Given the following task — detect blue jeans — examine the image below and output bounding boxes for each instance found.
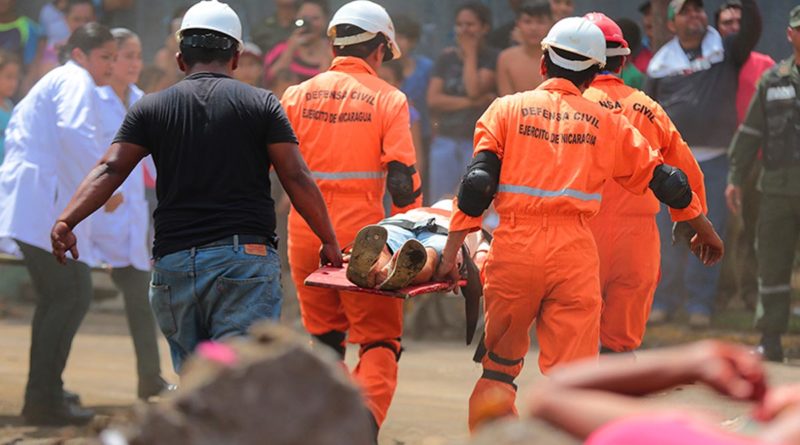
[653,155,729,316]
[380,222,447,255]
[428,136,474,202]
[149,242,281,372]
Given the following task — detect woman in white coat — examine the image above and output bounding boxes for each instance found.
[0,23,115,426]
[92,27,172,401]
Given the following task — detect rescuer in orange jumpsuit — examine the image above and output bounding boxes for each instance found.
[280,0,422,433]
[434,17,724,432]
[582,12,710,354]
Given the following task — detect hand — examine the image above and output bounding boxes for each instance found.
[672,221,696,246]
[434,256,461,294]
[685,214,724,266]
[725,184,742,215]
[456,32,480,56]
[319,242,343,268]
[51,221,79,265]
[287,27,312,50]
[104,192,124,213]
[753,384,800,421]
[690,340,767,402]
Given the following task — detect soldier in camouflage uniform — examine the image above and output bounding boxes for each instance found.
[726,5,800,362]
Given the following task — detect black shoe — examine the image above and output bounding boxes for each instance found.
[63,389,80,406]
[758,333,784,363]
[22,400,94,426]
[138,376,177,400]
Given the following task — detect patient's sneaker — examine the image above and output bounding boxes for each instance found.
[379,239,427,290]
[346,225,388,288]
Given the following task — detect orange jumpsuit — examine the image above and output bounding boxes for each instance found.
[583,74,707,352]
[449,78,703,431]
[281,56,422,428]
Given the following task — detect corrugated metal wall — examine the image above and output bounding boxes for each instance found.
[19,0,795,65]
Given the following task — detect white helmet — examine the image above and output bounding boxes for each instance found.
[178,0,243,52]
[541,17,606,71]
[327,0,401,61]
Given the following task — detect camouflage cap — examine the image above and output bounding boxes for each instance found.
[791,5,800,28]
[668,0,704,20]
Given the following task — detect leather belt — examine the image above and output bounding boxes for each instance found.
[197,234,277,249]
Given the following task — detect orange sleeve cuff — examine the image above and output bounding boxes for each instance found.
[450,199,483,233]
[668,191,703,222]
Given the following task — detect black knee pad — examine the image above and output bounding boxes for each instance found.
[314,330,346,359]
[361,339,403,361]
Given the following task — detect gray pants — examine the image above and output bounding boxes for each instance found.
[111,267,161,382]
[17,241,92,407]
[755,194,800,335]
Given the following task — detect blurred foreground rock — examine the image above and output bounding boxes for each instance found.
[455,419,580,445]
[106,323,374,445]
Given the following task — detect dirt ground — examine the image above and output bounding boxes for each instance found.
[1,302,800,445]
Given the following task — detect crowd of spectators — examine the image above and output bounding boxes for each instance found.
[0,0,798,345]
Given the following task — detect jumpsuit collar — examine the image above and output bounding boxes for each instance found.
[591,73,624,86]
[329,56,378,76]
[537,77,583,96]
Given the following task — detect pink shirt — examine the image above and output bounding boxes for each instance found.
[736,52,775,124]
[587,413,764,445]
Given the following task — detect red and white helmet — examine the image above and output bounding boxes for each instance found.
[584,12,630,57]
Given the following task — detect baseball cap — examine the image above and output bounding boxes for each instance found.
[668,0,704,20]
[791,5,800,28]
[241,42,263,58]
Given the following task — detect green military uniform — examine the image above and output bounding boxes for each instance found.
[728,55,800,345]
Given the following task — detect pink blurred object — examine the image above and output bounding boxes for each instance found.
[197,341,239,366]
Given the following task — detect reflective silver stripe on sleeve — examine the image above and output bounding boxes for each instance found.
[497,184,602,202]
[759,284,793,295]
[738,125,763,137]
[311,171,386,180]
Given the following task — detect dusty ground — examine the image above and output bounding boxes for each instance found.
[1,301,800,445]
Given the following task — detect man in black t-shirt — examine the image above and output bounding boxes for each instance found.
[50,0,341,372]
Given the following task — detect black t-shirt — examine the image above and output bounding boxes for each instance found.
[114,72,297,258]
[432,46,499,139]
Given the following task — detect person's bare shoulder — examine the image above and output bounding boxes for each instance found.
[498,46,524,65]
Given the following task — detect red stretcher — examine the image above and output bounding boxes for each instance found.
[304,266,466,299]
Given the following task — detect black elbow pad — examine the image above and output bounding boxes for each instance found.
[387,161,421,207]
[457,151,501,217]
[649,164,692,209]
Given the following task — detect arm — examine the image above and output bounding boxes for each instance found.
[460,36,482,99]
[52,142,148,263]
[427,77,475,112]
[382,95,423,214]
[650,0,672,52]
[727,81,765,214]
[526,340,767,439]
[658,106,708,220]
[496,51,514,97]
[269,142,341,266]
[730,0,762,67]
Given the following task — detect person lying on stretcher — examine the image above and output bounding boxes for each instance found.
[345,199,490,291]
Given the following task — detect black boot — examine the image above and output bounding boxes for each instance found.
[22,399,94,426]
[63,389,80,405]
[758,333,784,363]
[138,376,177,400]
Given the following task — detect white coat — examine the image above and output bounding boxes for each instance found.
[90,84,150,271]
[0,61,104,264]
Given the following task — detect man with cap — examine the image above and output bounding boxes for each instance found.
[582,12,713,354]
[645,0,761,328]
[279,0,422,434]
[726,5,800,363]
[434,16,723,431]
[51,0,341,372]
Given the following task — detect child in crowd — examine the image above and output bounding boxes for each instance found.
[496,0,553,96]
[0,50,21,163]
[233,42,264,87]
